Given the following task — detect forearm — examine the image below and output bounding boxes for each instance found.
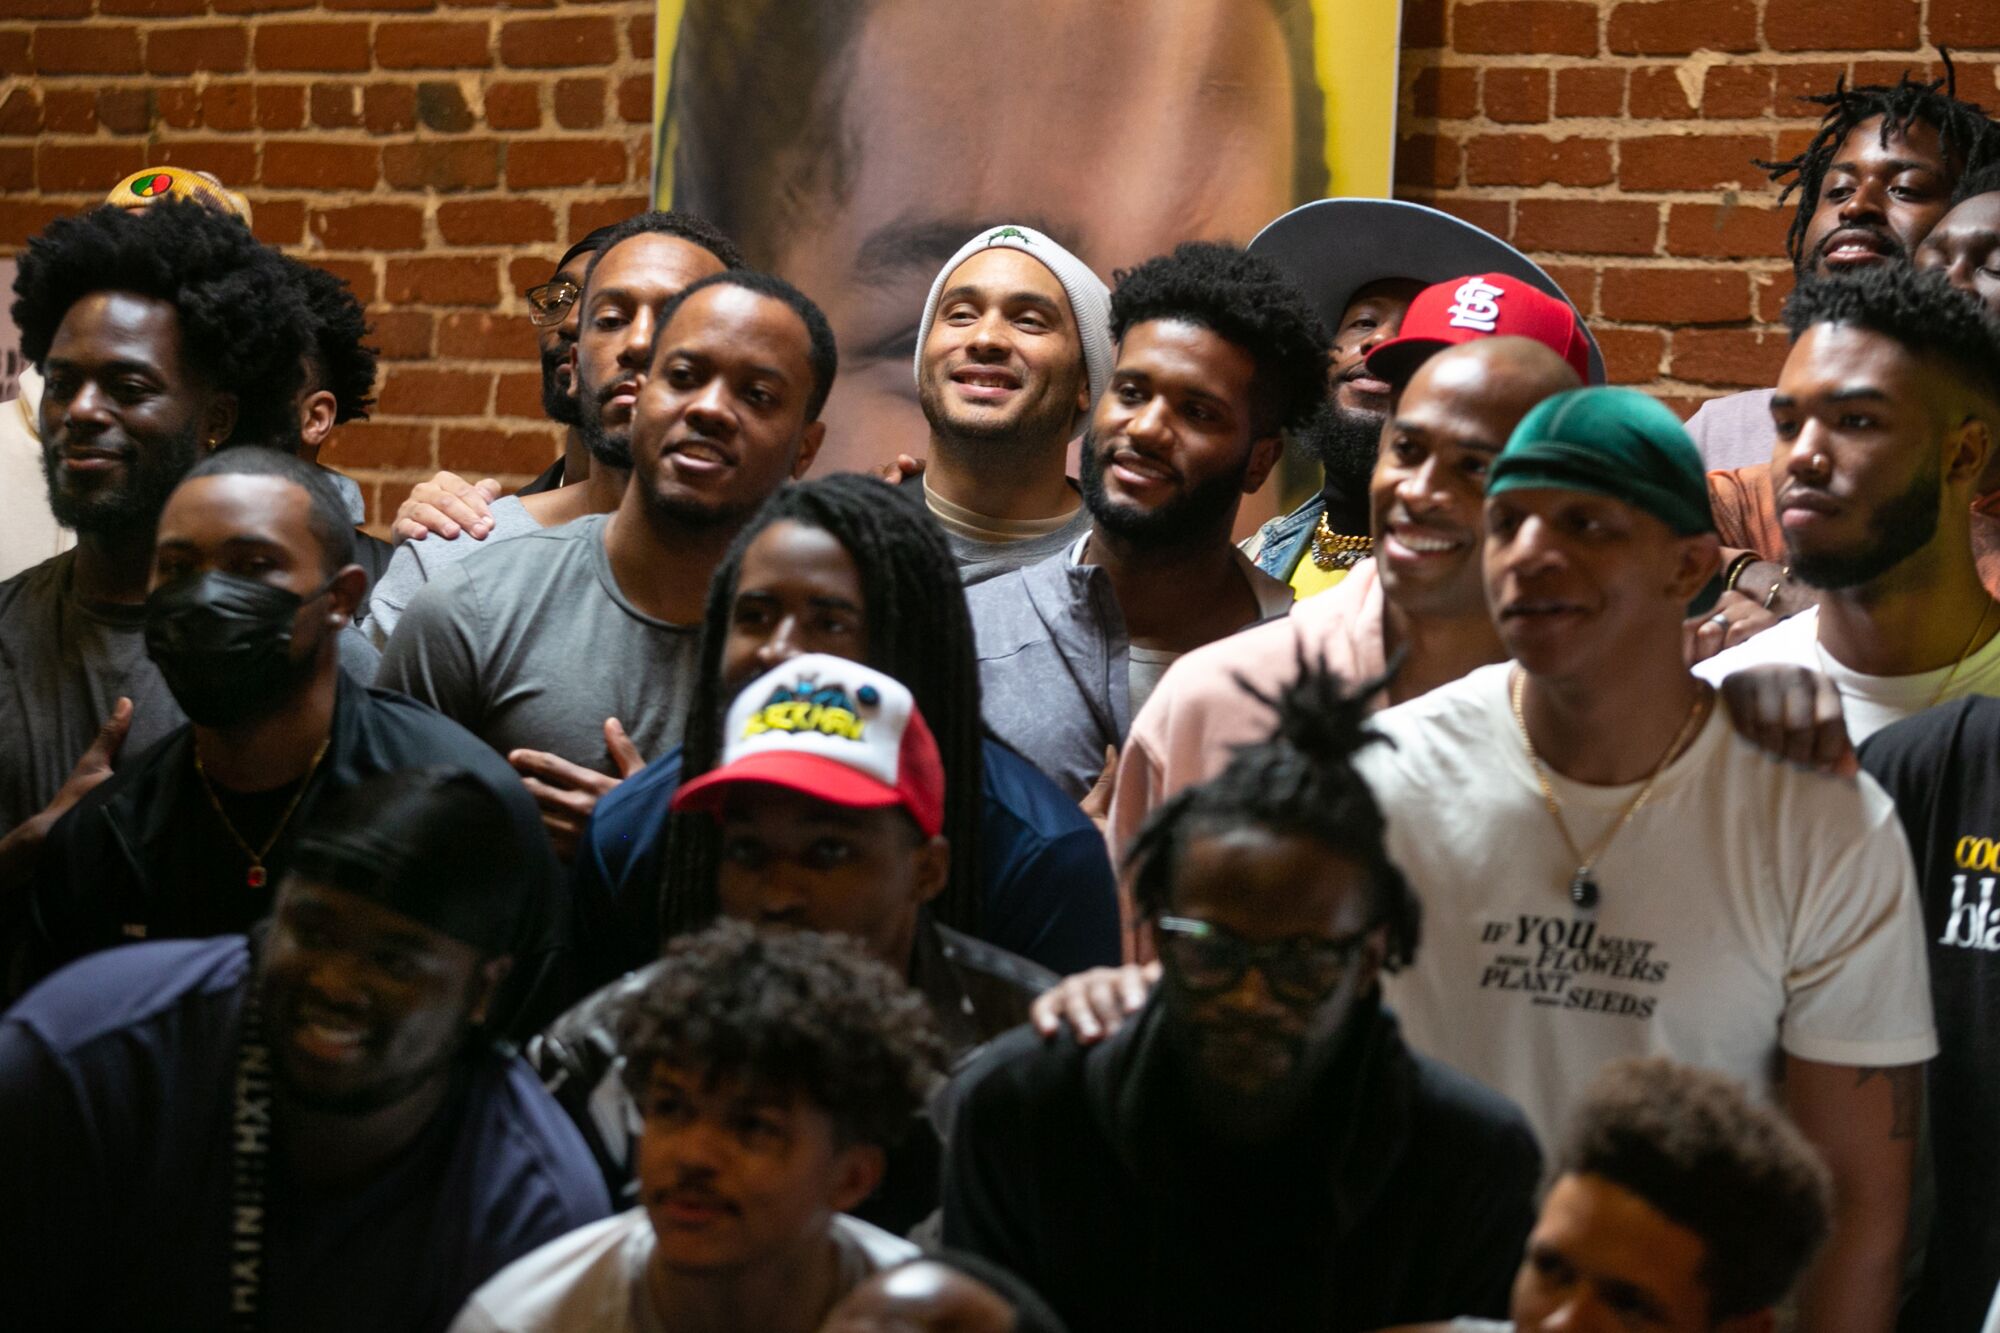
[1785,1058,1918,1333]
[1794,1197,1905,1333]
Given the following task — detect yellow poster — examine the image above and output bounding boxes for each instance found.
[652,0,1401,476]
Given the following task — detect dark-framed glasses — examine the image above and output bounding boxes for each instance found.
[526,279,581,327]
[1155,915,1375,1003]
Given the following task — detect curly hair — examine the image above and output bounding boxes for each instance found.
[579,208,746,304]
[616,921,947,1148]
[1783,262,2000,407]
[656,269,838,421]
[290,259,377,424]
[1952,158,2000,205]
[1126,652,1419,971]
[1758,54,2000,270]
[12,201,311,445]
[661,475,985,945]
[1558,1058,1832,1319]
[1109,241,1330,437]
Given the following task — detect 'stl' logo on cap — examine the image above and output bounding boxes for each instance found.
[1447,277,1505,333]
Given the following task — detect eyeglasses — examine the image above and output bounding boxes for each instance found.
[525,279,581,327]
[1155,915,1375,1004]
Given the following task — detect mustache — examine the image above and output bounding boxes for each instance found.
[1814,223,1906,264]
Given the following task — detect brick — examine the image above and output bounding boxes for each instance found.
[144,24,247,74]
[498,15,617,68]
[439,426,559,476]
[1600,267,1752,323]
[13,0,90,14]
[554,76,604,129]
[506,137,626,188]
[364,84,417,134]
[1702,65,1773,120]
[1934,0,2000,46]
[1402,0,1445,47]
[310,83,362,130]
[484,81,540,129]
[151,138,257,184]
[1773,64,1846,117]
[312,257,379,304]
[43,90,96,134]
[1607,0,1757,54]
[213,0,311,11]
[0,200,69,247]
[1420,195,1513,241]
[0,90,41,135]
[382,139,500,190]
[1754,269,1797,323]
[437,197,555,245]
[101,0,205,14]
[1539,264,1597,313]
[384,255,498,305]
[96,89,153,135]
[37,25,143,74]
[416,81,475,132]
[1593,328,1668,386]
[1407,66,1474,121]
[1657,395,1709,422]
[378,367,490,416]
[263,141,380,190]
[1515,199,1659,255]
[1555,67,1622,118]
[0,148,37,193]
[36,143,145,193]
[627,11,654,57]
[1620,134,1772,192]
[257,85,307,132]
[251,199,307,247]
[438,312,535,360]
[311,202,426,251]
[0,32,29,76]
[1850,60,1946,91]
[199,85,256,132]
[1627,68,1693,120]
[495,369,542,418]
[375,20,490,69]
[1465,134,1611,187]
[1482,68,1549,124]
[368,310,435,360]
[255,21,371,72]
[566,194,647,237]
[1454,3,1597,57]
[157,87,202,129]
[617,74,652,124]
[1766,0,1918,51]
[325,0,436,10]
[1669,328,1790,387]
[1394,134,1460,190]
[1664,202,1789,259]
[328,421,434,470]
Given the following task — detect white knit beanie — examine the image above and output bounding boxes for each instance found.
[912,224,1115,410]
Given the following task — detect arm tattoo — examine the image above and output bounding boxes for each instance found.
[1855,1065,1922,1141]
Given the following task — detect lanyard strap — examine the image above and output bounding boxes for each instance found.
[230,984,274,1332]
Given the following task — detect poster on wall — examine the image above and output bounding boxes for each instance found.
[650,0,1402,478]
[0,260,19,404]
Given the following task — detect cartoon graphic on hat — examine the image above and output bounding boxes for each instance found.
[671,655,946,837]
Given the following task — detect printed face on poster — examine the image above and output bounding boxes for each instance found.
[650,0,1401,476]
[0,260,19,404]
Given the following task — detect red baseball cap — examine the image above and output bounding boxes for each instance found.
[1365,273,1595,384]
[671,655,946,837]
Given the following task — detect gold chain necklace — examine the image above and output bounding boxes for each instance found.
[192,737,331,889]
[1508,668,1711,910]
[1309,511,1372,571]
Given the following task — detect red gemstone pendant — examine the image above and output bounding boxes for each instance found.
[246,865,267,889]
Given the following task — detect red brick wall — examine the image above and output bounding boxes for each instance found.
[3,0,1998,523]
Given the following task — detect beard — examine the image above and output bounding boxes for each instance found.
[1787,461,1941,590]
[575,380,633,470]
[1078,425,1247,551]
[917,358,1083,461]
[1294,400,1383,493]
[43,420,204,538]
[540,342,580,426]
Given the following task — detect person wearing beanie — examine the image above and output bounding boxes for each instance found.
[1694,264,2000,742]
[0,766,610,1333]
[903,223,1113,586]
[1325,382,1930,1333]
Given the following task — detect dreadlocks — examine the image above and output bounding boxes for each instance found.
[660,474,986,940]
[1759,54,2000,269]
[1127,652,1420,971]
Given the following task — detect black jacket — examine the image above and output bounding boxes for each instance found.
[18,672,565,1028]
[941,995,1541,1332]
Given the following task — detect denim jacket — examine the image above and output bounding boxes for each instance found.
[1242,493,1327,580]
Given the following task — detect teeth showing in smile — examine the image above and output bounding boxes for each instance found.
[1395,531,1458,553]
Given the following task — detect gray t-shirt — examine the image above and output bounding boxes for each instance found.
[1685,387,1776,473]
[0,549,381,833]
[375,514,700,775]
[946,506,1094,588]
[365,495,545,646]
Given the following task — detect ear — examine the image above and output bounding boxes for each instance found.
[1356,922,1391,993]
[790,419,826,479]
[826,1140,887,1215]
[911,834,949,908]
[1666,532,1722,604]
[1945,413,1992,491]
[202,392,239,450]
[298,389,339,458]
[466,955,515,1028]
[1242,430,1285,496]
[323,562,370,630]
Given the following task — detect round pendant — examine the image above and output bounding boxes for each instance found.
[246,864,267,889]
[1569,870,1599,910]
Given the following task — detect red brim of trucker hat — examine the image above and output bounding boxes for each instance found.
[672,751,908,822]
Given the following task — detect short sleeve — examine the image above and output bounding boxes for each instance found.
[362,540,428,648]
[375,563,488,731]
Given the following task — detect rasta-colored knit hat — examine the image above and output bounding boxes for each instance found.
[1488,387,1715,536]
[912,223,1114,410]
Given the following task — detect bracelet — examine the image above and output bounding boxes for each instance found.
[1722,551,1758,593]
[1761,566,1789,611]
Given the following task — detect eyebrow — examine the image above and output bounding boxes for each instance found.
[852,213,1080,288]
[1772,386,1892,409]
[736,588,863,612]
[43,355,164,377]
[1827,157,1940,176]
[936,284,1065,318]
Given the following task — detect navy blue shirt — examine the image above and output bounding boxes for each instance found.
[575,738,1120,985]
[0,937,610,1333]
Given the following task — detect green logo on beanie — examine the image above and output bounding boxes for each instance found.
[986,227,1030,245]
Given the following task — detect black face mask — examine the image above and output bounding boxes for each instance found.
[145,571,329,728]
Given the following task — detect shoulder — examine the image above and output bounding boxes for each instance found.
[1407,1046,1540,1160]
[464,1051,615,1218]
[1687,387,1775,429]
[953,1024,1085,1124]
[595,747,685,823]
[1861,694,1991,777]
[348,684,521,780]
[978,739,1097,842]
[453,1209,644,1332]
[935,922,1060,1002]
[1692,608,1817,682]
[7,937,247,1057]
[832,1213,922,1272]
[1372,662,1506,741]
[0,550,70,623]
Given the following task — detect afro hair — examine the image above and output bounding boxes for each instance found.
[1784,262,2000,407]
[12,201,312,446]
[290,259,377,424]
